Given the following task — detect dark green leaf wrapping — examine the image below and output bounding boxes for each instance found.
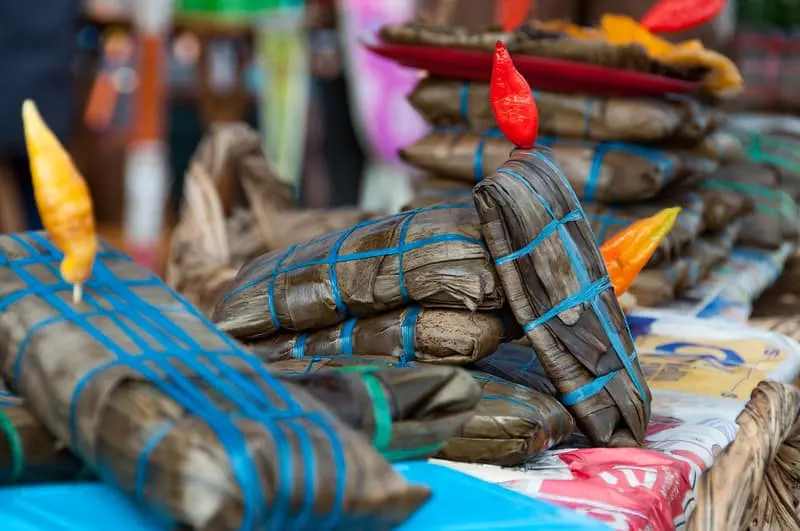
[268,355,574,466]
[213,203,504,340]
[473,148,651,446]
[0,234,428,530]
[249,306,515,366]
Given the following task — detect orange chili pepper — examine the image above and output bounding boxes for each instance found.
[601,207,681,296]
[23,100,97,304]
[490,41,538,149]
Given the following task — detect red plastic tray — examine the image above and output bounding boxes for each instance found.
[363,33,701,97]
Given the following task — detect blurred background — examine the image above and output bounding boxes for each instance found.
[0,0,792,271]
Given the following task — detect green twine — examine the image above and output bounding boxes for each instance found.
[333,365,445,461]
[0,409,24,483]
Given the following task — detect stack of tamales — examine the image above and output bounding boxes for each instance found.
[383,22,798,310]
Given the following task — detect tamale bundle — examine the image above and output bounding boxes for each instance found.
[213,203,504,339]
[166,123,374,314]
[693,130,747,162]
[402,178,473,211]
[703,162,799,249]
[628,260,690,307]
[400,129,716,202]
[268,356,574,467]
[378,21,506,52]
[440,372,575,466]
[278,360,482,462]
[473,148,650,446]
[471,342,557,395]
[628,222,741,306]
[0,381,82,483]
[582,192,705,266]
[507,26,706,81]
[689,381,800,531]
[249,306,516,366]
[408,79,712,144]
[696,186,754,232]
[0,233,428,529]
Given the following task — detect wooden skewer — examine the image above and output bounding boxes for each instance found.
[73,283,83,305]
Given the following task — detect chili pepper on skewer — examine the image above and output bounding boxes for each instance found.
[23,100,98,304]
[490,41,538,149]
[641,0,726,34]
[600,207,681,296]
[496,0,532,32]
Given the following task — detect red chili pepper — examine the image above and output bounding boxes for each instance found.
[496,0,532,32]
[490,41,538,149]
[641,0,725,33]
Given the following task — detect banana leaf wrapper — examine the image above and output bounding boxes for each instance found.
[507,26,707,81]
[695,186,754,232]
[0,381,83,484]
[249,306,516,366]
[471,342,557,396]
[166,123,375,315]
[0,233,428,530]
[408,78,712,144]
[213,202,504,340]
[628,260,690,307]
[703,163,799,249]
[268,356,574,466]
[280,363,482,462]
[399,129,716,202]
[402,178,473,211]
[582,191,705,266]
[693,130,747,162]
[473,147,650,446]
[689,381,800,531]
[629,222,741,306]
[378,21,507,52]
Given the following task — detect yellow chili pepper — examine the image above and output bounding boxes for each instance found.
[601,207,681,296]
[23,100,97,304]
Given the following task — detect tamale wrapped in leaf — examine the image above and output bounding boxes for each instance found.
[0,233,429,529]
[695,186,754,231]
[213,203,504,340]
[269,355,574,466]
[507,26,706,81]
[702,163,799,249]
[582,192,705,266]
[166,123,374,314]
[439,372,575,466]
[471,342,556,395]
[378,21,506,52]
[628,260,690,307]
[693,130,747,162]
[689,381,800,530]
[473,148,651,446]
[399,129,715,202]
[0,382,83,484]
[402,178,473,211]
[249,306,516,366]
[280,362,482,462]
[408,79,712,143]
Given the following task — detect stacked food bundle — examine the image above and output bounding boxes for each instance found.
[380,14,800,311]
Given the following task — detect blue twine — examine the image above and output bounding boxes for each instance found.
[493,155,647,409]
[535,138,675,203]
[400,306,422,364]
[292,334,309,359]
[223,204,481,332]
[474,128,505,182]
[1,232,347,530]
[584,208,630,244]
[339,318,358,355]
[459,82,470,122]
